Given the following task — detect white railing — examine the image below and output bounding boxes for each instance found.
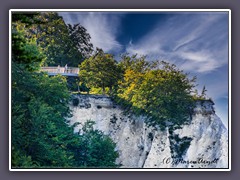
[41,67,79,75]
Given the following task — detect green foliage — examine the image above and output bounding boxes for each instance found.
[12,12,93,67]
[12,12,42,25]
[79,49,122,94]
[34,12,82,66]
[117,54,157,101]
[12,148,39,168]
[11,13,118,168]
[117,55,196,130]
[67,24,93,61]
[66,76,80,91]
[169,133,192,160]
[90,87,111,95]
[78,82,90,94]
[12,64,76,167]
[12,24,45,71]
[201,86,207,98]
[12,64,119,168]
[119,53,157,73]
[75,121,119,168]
[192,85,210,101]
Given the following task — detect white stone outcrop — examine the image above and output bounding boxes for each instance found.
[68,95,228,168]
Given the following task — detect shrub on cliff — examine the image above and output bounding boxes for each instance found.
[73,121,119,168]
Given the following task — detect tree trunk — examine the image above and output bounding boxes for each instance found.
[109,86,112,95]
[102,84,105,95]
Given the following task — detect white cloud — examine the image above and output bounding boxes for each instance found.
[177,50,226,73]
[126,13,229,74]
[58,12,123,52]
[172,14,222,51]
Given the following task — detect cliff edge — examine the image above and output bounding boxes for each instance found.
[68,94,228,168]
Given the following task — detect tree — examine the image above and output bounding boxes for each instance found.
[67,23,93,61]
[12,62,77,167]
[34,12,79,66]
[16,12,93,67]
[79,49,122,94]
[117,54,157,102]
[12,14,46,71]
[74,121,119,168]
[200,85,207,99]
[137,64,195,129]
[117,56,196,130]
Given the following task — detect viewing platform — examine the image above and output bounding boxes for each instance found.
[40,67,79,77]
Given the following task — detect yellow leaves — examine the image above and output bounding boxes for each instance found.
[122,69,144,88]
[124,69,134,80]
[117,58,197,128]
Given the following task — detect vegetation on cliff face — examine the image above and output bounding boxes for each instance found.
[74,121,119,168]
[80,53,198,129]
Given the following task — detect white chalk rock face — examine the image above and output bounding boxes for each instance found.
[68,95,228,168]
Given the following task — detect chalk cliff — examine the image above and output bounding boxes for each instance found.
[68,94,228,168]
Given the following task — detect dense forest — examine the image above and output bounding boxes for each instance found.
[12,12,118,168]
[11,12,208,168]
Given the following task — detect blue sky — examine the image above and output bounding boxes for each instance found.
[59,11,229,128]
